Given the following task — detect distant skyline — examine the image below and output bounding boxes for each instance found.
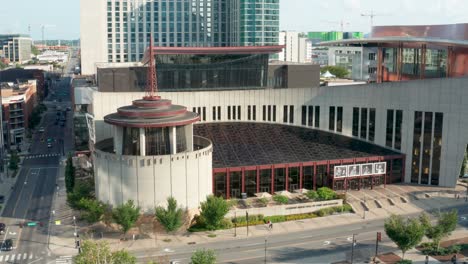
[0,0,467,40]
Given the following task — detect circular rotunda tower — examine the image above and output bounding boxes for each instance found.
[93,96,213,211]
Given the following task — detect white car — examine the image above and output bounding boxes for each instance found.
[463,174,468,178]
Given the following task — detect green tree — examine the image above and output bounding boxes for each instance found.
[420,210,458,250]
[8,151,20,172]
[155,197,184,232]
[65,155,75,193]
[79,198,105,224]
[0,60,7,69]
[200,195,229,230]
[191,249,217,264]
[74,240,136,264]
[67,179,94,209]
[112,200,140,235]
[31,45,40,56]
[317,187,336,200]
[384,215,426,259]
[320,66,349,78]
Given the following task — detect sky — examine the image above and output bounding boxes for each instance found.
[0,0,467,40]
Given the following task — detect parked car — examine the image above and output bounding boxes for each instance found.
[0,223,5,234]
[47,143,52,148]
[1,239,13,251]
[463,174,468,178]
[38,127,45,133]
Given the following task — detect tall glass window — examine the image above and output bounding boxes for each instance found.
[337,107,343,133]
[411,111,423,183]
[230,171,242,198]
[289,105,294,124]
[260,169,271,193]
[315,106,320,128]
[329,106,335,131]
[395,110,403,150]
[360,108,367,139]
[421,112,433,185]
[386,110,394,148]
[369,108,375,141]
[274,168,286,192]
[352,107,359,137]
[176,126,187,153]
[431,113,443,186]
[301,106,307,126]
[288,167,299,192]
[283,105,288,123]
[308,106,313,127]
[303,166,313,190]
[145,127,171,155]
[245,170,257,197]
[123,127,140,155]
[214,172,226,198]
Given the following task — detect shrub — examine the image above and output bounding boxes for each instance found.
[420,243,461,256]
[396,260,412,264]
[257,198,269,206]
[273,195,289,204]
[316,207,335,217]
[191,249,216,264]
[336,193,347,203]
[155,197,184,232]
[264,215,286,223]
[199,196,229,230]
[305,190,318,200]
[317,187,337,200]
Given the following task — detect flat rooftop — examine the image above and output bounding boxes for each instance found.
[194,123,399,169]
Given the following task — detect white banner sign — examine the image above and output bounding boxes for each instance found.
[333,162,387,178]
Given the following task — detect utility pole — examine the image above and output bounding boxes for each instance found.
[246,211,249,236]
[351,234,357,264]
[234,210,237,237]
[375,232,381,262]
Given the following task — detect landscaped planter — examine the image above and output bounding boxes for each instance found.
[226,199,343,217]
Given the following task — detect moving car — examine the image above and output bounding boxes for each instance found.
[38,127,45,133]
[1,239,13,251]
[47,143,52,148]
[463,174,468,178]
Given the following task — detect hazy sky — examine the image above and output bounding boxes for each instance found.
[0,0,467,40]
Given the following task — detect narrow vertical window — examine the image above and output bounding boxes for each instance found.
[369,108,375,141]
[337,107,343,133]
[289,105,294,124]
[395,110,403,150]
[360,108,368,139]
[329,106,335,131]
[301,105,307,126]
[315,106,320,128]
[308,106,313,126]
[283,105,288,123]
[352,107,359,137]
[411,111,423,183]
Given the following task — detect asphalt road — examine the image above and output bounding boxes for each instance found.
[137,204,468,264]
[0,73,74,264]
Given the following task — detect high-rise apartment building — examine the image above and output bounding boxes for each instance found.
[80,0,280,75]
[278,31,308,63]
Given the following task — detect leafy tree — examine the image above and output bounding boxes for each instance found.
[8,151,20,171]
[65,155,75,193]
[384,215,426,259]
[317,187,336,200]
[305,190,319,200]
[112,200,140,235]
[31,45,40,56]
[320,66,349,78]
[67,180,94,209]
[191,249,217,264]
[79,198,105,224]
[0,60,7,69]
[273,195,289,204]
[200,195,229,230]
[155,197,184,232]
[74,240,136,264]
[420,210,458,250]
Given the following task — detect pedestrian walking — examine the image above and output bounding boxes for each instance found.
[269,220,273,229]
[451,254,457,264]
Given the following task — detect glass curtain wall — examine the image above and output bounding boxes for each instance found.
[122,127,140,155]
[145,127,171,155]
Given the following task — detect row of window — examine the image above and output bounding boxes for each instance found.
[301,105,320,128]
[352,107,376,142]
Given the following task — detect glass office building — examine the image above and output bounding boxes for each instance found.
[105,0,280,63]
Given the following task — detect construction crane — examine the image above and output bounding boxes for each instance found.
[322,20,350,34]
[41,24,56,47]
[361,10,390,29]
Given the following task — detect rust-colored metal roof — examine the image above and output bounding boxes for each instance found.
[318,37,468,48]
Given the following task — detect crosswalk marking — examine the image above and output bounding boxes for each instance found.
[0,253,36,263]
[56,255,73,264]
[25,153,61,159]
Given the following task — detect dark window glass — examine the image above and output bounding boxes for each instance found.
[227,106,231,120]
[288,167,299,192]
[431,113,443,186]
[202,107,206,121]
[238,106,241,120]
[421,112,433,185]
[352,107,359,137]
[411,111,423,183]
[315,106,320,128]
[274,168,286,192]
[272,106,276,121]
[329,106,335,131]
[253,105,257,121]
[390,159,403,183]
[337,107,343,133]
[217,106,221,120]
[283,105,288,123]
[301,105,307,126]
[247,105,251,120]
[229,171,241,198]
[395,110,403,150]
[212,106,216,121]
[308,106,313,127]
[268,105,272,121]
[289,105,294,124]
[145,127,170,155]
[303,166,313,190]
[369,108,375,141]
[232,106,236,120]
[123,127,140,155]
[245,170,257,197]
[214,172,226,198]
[360,108,368,139]
[386,110,394,147]
[176,126,187,152]
[263,105,266,121]
[315,165,327,188]
[260,169,271,193]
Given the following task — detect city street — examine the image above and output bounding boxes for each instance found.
[0,70,74,263]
